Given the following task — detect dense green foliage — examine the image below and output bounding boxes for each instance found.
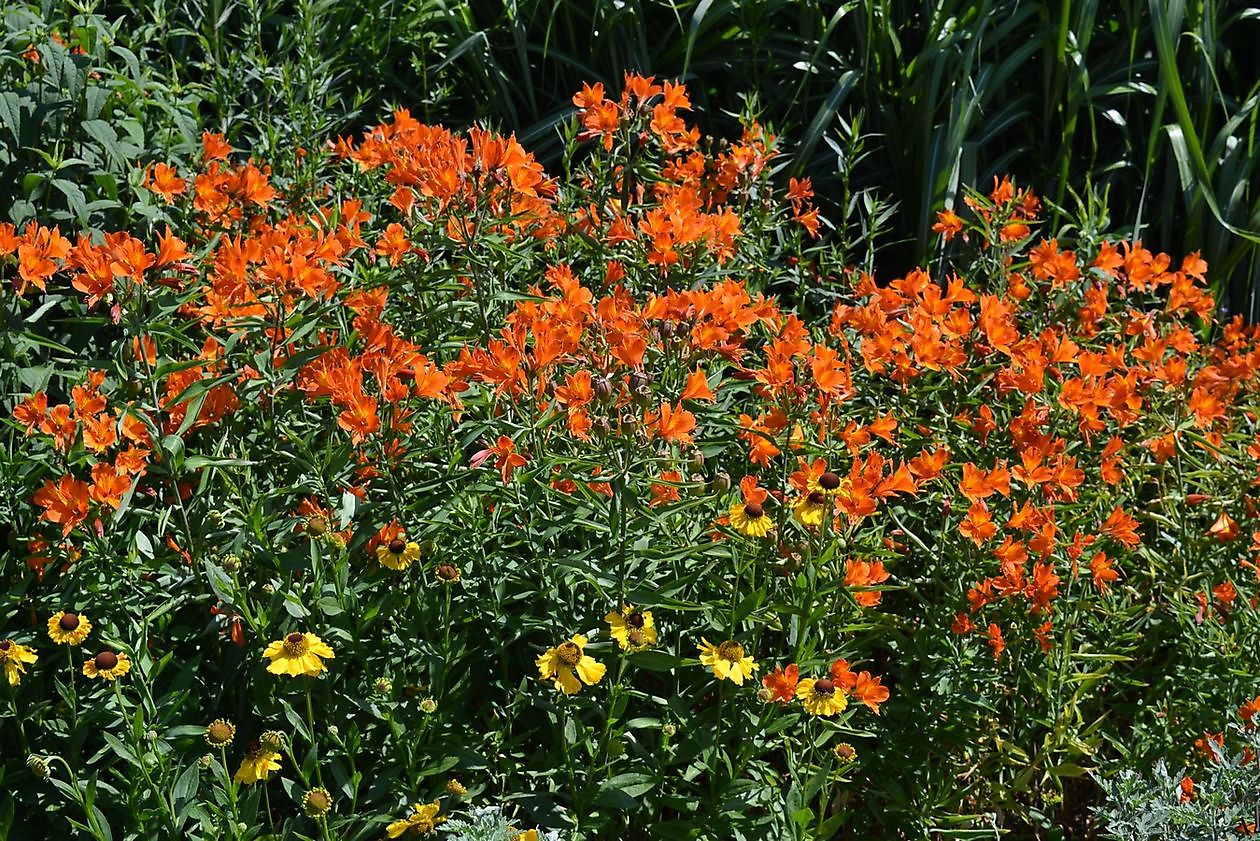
[2,2,1260,840]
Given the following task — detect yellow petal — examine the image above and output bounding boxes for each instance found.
[556,667,582,695]
[576,656,605,686]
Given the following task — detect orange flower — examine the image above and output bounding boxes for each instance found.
[1100,507,1141,548]
[649,471,682,507]
[34,475,91,536]
[1089,552,1119,593]
[646,401,696,445]
[470,435,528,483]
[960,500,997,545]
[951,612,976,634]
[986,623,1005,660]
[1208,511,1239,542]
[144,163,187,202]
[680,368,715,402]
[844,560,890,607]
[852,670,890,714]
[932,209,964,241]
[761,664,799,703]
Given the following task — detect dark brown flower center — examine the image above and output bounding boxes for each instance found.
[807,491,826,506]
[556,642,582,666]
[245,739,264,756]
[626,612,645,629]
[716,641,745,662]
[0,640,10,652]
[818,472,841,490]
[743,502,764,519]
[94,651,118,671]
[59,612,80,631]
[286,632,304,644]
[388,538,406,554]
[814,678,836,696]
[436,563,460,581]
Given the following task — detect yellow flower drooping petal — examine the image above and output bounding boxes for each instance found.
[604,604,657,652]
[376,538,422,571]
[234,740,282,784]
[728,502,773,538]
[386,801,445,837]
[698,637,758,685]
[263,632,335,677]
[0,640,38,685]
[796,677,849,716]
[536,634,605,694]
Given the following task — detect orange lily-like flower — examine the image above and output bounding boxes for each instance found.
[471,435,528,483]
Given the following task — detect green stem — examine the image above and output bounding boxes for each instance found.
[220,746,241,840]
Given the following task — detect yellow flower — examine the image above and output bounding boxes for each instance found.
[697,638,758,685]
[386,801,446,837]
[512,831,540,841]
[83,650,131,681]
[796,677,848,717]
[263,632,335,677]
[536,634,605,695]
[605,604,657,652]
[47,611,91,645]
[790,491,829,528]
[807,470,845,496]
[234,740,282,784]
[377,538,422,571]
[728,501,773,538]
[0,640,38,685]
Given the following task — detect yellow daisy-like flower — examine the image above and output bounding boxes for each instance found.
[262,632,335,677]
[796,677,849,717]
[512,831,540,841]
[386,801,446,837]
[697,638,758,685]
[83,650,131,681]
[728,501,773,538]
[536,634,606,695]
[376,537,422,571]
[0,640,38,685]
[807,470,846,496]
[605,604,657,652]
[234,740,282,784]
[790,491,830,528]
[47,611,91,645]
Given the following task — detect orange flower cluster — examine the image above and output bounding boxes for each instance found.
[15,372,151,540]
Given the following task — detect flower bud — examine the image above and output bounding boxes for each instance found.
[26,755,50,779]
[420,697,437,714]
[302,787,333,817]
[261,730,286,751]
